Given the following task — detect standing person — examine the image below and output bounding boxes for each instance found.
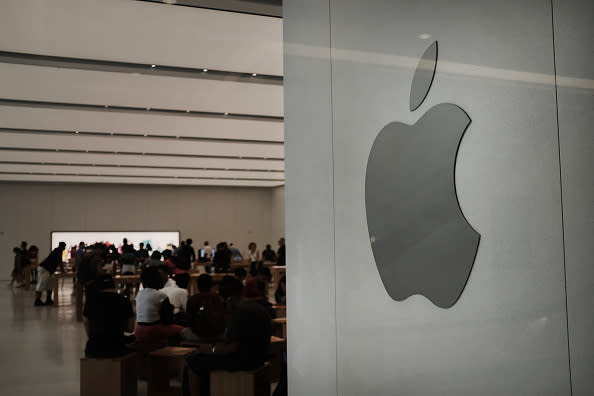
[34,242,66,306]
[262,244,276,263]
[11,247,24,287]
[200,241,212,262]
[178,238,196,269]
[229,243,243,263]
[276,238,286,267]
[27,245,39,286]
[247,242,261,276]
[136,242,149,264]
[121,238,134,255]
[212,242,231,273]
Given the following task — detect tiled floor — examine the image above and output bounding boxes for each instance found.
[1,280,85,396]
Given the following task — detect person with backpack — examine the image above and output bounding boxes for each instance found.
[182,274,226,341]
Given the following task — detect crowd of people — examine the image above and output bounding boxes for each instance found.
[9,235,288,395]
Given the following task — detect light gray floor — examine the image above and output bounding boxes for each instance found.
[2,279,280,396]
[1,280,85,396]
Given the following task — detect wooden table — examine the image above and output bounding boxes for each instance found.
[52,271,75,302]
[272,318,287,339]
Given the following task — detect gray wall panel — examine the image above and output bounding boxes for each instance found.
[284,1,337,395]
[553,0,594,394]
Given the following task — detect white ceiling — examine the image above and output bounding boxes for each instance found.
[0,0,284,187]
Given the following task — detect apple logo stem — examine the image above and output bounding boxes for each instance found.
[365,41,480,309]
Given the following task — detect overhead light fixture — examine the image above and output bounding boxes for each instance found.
[186,110,190,113]
[419,33,432,40]
[75,130,79,134]
[224,112,229,116]
[203,69,208,72]
[252,73,257,77]
[104,105,109,108]
[151,64,156,68]
[146,107,151,111]
[144,133,148,136]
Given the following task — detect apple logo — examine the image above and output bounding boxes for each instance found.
[365,41,480,308]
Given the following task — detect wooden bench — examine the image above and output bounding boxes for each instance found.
[147,346,195,396]
[80,352,137,396]
[209,364,270,396]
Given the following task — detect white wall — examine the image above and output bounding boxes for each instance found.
[270,185,286,242]
[285,0,592,395]
[0,182,284,277]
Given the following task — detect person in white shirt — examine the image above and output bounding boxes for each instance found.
[156,265,188,324]
[134,266,183,344]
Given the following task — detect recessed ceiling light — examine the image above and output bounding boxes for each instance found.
[203,69,208,72]
[224,112,229,116]
[176,136,180,139]
[146,107,150,111]
[419,33,432,40]
[151,64,156,68]
[75,130,79,134]
[186,110,190,113]
[104,105,109,108]
[144,133,148,136]
[252,73,257,77]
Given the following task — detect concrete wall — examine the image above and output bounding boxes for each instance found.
[284,0,593,394]
[0,182,285,277]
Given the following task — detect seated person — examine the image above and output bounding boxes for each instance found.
[218,276,245,325]
[275,275,286,305]
[183,298,272,396]
[142,250,162,270]
[182,274,226,340]
[83,274,135,358]
[233,267,247,283]
[135,266,183,345]
[156,264,188,325]
[243,278,276,319]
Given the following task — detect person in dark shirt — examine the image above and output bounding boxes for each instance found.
[34,242,66,306]
[212,242,231,273]
[276,238,286,266]
[183,299,272,396]
[244,277,276,319]
[183,274,226,340]
[262,244,276,262]
[177,238,196,269]
[83,274,135,358]
[136,242,149,263]
[121,238,135,255]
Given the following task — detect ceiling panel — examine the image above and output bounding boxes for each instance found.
[0,0,283,75]
[0,131,284,159]
[0,105,283,142]
[0,150,284,171]
[0,63,284,117]
[0,173,284,187]
[0,163,283,180]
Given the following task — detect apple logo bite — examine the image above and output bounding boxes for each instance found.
[365,41,480,309]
